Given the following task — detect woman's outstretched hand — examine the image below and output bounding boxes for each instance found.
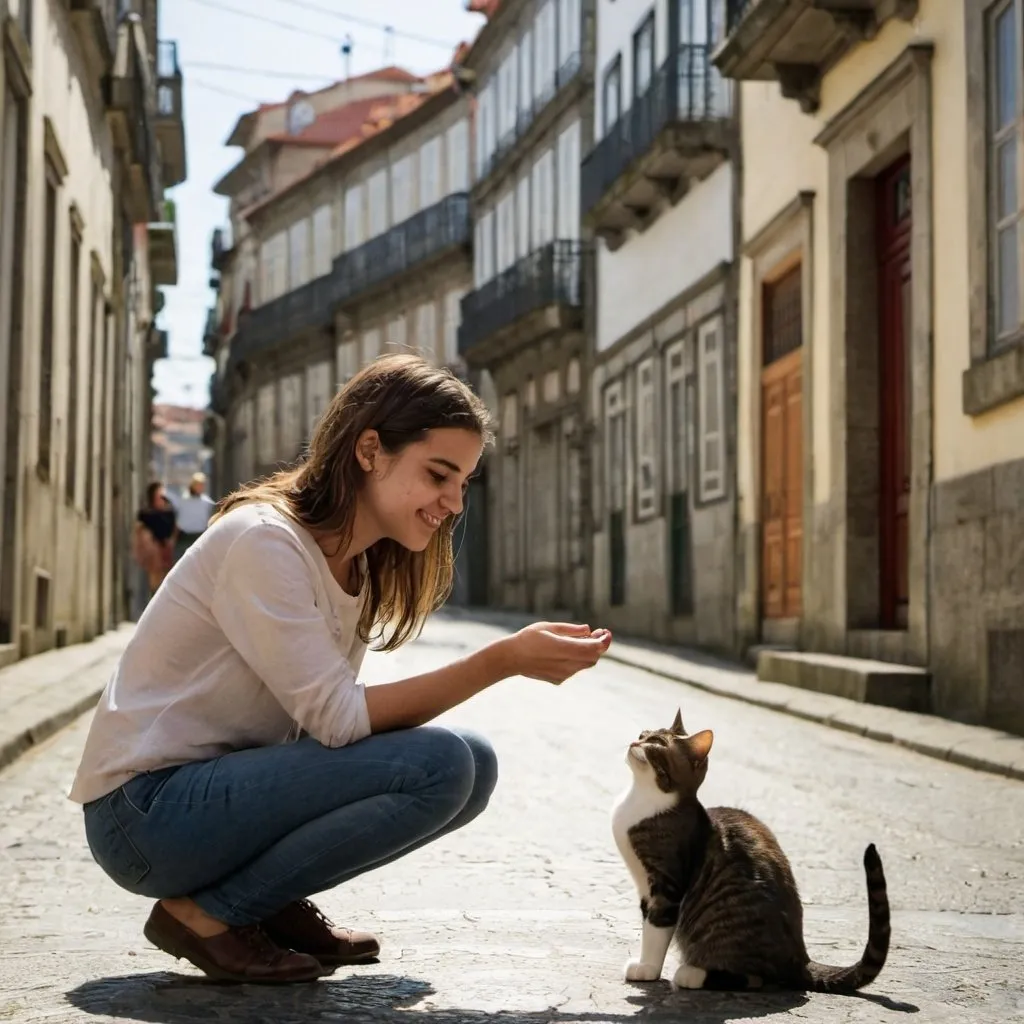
[502,621,613,684]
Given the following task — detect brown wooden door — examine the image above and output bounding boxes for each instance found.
[761,263,804,621]
[876,156,912,629]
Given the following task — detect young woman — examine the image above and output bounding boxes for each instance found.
[131,481,177,597]
[70,354,612,985]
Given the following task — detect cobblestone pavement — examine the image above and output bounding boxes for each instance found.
[1,614,1023,1023]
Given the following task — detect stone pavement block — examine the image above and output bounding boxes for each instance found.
[0,624,135,771]
[2,614,1024,1022]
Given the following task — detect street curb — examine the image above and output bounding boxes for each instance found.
[438,607,1024,784]
[0,682,108,772]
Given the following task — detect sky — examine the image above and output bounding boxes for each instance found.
[153,0,485,410]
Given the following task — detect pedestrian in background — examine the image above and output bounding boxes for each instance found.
[70,354,612,985]
[131,481,177,598]
[171,471,215,563]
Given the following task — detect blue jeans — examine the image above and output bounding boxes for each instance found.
[82,726,497,927]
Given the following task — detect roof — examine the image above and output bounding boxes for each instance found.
[264,94,403,147]
[224,65,423,148]
[467,0,500,15]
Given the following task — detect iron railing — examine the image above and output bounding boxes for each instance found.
[202,307,218,357]
[725,0,755,32]
[581,45,732,216]
[334,192,470,305]
[457,240,587,356]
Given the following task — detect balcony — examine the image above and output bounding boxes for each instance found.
[155,40,186,187]
[147,199,177,286]
[211,226,231,271]
[69,0,118,79]
[715,0,919,113]
[208,375,228,417]
[109,16,161,221]
[334,192,471,307]
[458,240,588,364]
[229,273,339,369]
[582,47,732,250]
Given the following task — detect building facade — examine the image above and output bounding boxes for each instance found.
[151,404,211,495]
[206,69,483,600]
[718,0,1024,730]
[458,0,595,616]
[585,0,737,651]
[0,0,186,665]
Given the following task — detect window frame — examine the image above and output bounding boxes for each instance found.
[602,55,622,136]
[696,314,727,504]
[632,9,656,102]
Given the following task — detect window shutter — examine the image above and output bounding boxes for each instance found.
[698,317,726,501]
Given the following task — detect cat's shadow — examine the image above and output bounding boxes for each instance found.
[63,970,912,1023]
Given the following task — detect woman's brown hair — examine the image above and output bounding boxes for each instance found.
[213,353,493,651]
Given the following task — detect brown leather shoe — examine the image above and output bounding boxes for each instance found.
[143,902,324,984]
[261,899,380,968]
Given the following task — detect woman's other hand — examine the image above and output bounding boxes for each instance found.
[500,622,612,684]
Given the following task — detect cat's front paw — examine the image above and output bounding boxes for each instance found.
[624,959,662,982]
[671,964,708,990]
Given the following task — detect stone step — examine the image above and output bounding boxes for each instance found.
[756,649,931,712]
[744,642,795,669]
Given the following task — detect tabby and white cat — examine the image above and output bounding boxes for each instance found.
[611,709,890,993]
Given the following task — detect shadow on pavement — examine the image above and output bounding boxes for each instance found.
[66,970,815,1023]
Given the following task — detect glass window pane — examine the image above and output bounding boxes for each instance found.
[995,4,1018,130]
[997,222,1019,335]
[998,137,1018,219]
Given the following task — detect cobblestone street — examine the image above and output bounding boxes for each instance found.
[1,613,1023,1023]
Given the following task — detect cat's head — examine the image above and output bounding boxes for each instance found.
[626,708,714,797]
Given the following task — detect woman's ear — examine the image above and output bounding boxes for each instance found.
[355,429,380,473]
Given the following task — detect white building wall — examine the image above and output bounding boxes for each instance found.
[596,161,733,350]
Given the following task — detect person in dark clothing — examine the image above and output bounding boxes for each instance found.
[133,481,178,597]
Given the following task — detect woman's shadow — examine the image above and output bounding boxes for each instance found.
[65,970,824,1024]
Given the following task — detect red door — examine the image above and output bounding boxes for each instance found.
[876,157,912,629]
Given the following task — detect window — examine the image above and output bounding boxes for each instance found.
[343,185,364,251]
[256,383,276,465]
[419,137,441,208]
[85,275,102,518]
[414,301,436,355]
[535,1,557,99]
[279,373,303,458]
[305,359,333,435]
[446,119,469,193]
[391,155,414,225]
[531,149,555,246]
[605,382,627,606]
[665,339,693,615]
[665,340,689,494]
[259,231,287,303]
[362,327,381,364]
[557,0,581,69]
[367,170,388,236]
[337,338,358,382]
[633,11,655,99]
[287,218,309,290]
[65,219,82,505]
[476,209,495,285]
[603,57,622,134]
[476,81,496,178]
[386,315,407,350]
[236,398,255,485]
[499,50,518,140]
[697,316,726,502]
[989,0,1021,345]
[556,119,580,240]
[38,164,58,478]
[496,190,516,272]
[312,203,333,276]
[519,27,534,118]
[516,174,531,257]
[635,357,656,518]
[442,288,464,364]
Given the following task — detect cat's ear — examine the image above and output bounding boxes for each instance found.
[671,708,685,735]
[687,729,714,761]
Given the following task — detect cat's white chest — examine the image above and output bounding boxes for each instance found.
[611,779,677,900]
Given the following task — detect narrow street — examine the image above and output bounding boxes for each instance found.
[1,613,1022,1023]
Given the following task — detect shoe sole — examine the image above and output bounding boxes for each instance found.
[315,950,381,970]
[143,918,324,984]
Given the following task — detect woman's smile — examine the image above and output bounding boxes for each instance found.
[418,509,444,529]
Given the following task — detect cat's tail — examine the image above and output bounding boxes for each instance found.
[802,843,890,994]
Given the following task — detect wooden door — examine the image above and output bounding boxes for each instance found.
[876,156,912,629]
[761,264,803,620]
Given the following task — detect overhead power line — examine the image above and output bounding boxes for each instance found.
[181,0,460,53]
[185,60,336,82]
[188,77,265,103]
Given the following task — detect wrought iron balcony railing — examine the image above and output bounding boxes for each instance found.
[333,192,470,306]
[458,240,587,356]
[155,39,186,187]
[581,45,732,216]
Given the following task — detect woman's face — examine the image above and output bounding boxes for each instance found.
[358,427,484,552]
